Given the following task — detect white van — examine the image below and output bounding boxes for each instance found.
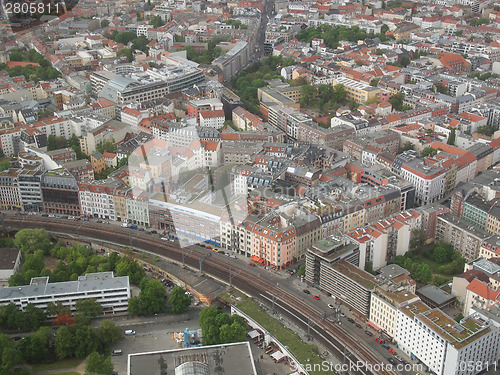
[124,330,136,335]
[111,349,122,356]
[121,221,128,228]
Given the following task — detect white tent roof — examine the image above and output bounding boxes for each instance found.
[271,351,285,361]
[247,330,260,339]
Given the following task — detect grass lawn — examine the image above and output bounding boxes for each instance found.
[236,297,325,375]
[413,256,442,273]
[31,359,83,372]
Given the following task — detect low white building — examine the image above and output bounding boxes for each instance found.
[199,110,225,129]
[0,272,130,315]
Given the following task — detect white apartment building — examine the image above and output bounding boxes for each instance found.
[78,182,117,220]
[220,213,253,256]
[369,286,420,339]
[199,110,225,129]
[0,272,130,315]
[400,159,447,206]
[125,190,150,227]
[121,107,149,133]
[395,301,500,375]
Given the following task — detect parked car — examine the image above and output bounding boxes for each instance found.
[382,343,390,349]
[249,262,256,267]
[303,289,310,294]
[388,358,397,365]
[111,349,122,356]
[375,338,383,344]
[389,349,396,355]
[355,323,362,328]
[129,224,137,229]
[364,330,373,336]
[395,356,404,362]
[150,230,158,234]
[96,220,102,223]
[124,330,135,336]
[339,312,345,317]
[313,295,320,300]
[327,304,335,309]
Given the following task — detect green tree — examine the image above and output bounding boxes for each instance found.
[414,263,432,284]
[410,229,427,251]
[75,326,98,358]
[0,161,10,171]
[389,92,406,111]
[14,228,52,254]
[420,146,438,158]
[370,78,380,87]
[97,320,122,351]
[100,19,109,28]
[432,241,454,263]
[47,135,70,151]
[297,264,306,276]
[141,279,167,315]
[95,139,117,154]
[115,256,145,285]
[85,352,114,375]
[117,48,133,62]
[332,84,347,102]
[300,85,317,107]
[55,326,76,359]
[399,55,410,68]
[199,307,247,345]
[75,298,103,323]
[24,303,47,330]
[447,128,456,145]
[150,15,165,28]
[169,286,191,313]
[0,333,19,372]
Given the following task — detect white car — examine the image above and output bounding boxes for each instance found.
[328,304,335,309]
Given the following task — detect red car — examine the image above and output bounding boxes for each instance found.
[249,262,256,267]
[313,295,320,300]
[389,349,396,355]
[375,338,383,344]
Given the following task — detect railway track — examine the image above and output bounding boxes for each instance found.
[3,217,398,375]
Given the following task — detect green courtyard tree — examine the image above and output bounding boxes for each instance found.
[97,320,122,351]
[169,286,191,313]
[85,352,114,375]
[199,307,247,345]
[55,326,76,359]
[14,228,52,254]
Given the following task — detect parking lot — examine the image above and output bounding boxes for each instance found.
[109,315,202,375]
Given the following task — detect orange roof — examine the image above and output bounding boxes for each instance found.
[199,110,225,118]
[458,112,486,123]
[6,61,39,68]
[466,278,500,301]
[202,141,219,151]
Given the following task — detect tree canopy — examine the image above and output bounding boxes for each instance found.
[14,228,52,255]
[169,286,192,313]
[199,307,247,345]
[296,24,392,50]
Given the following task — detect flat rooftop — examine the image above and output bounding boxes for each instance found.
[418,309,489,349]
[331,260,378,290]
[0,272,129,301]
[401,300,432,319]
[417,284,454,305]
[128,342,257,375]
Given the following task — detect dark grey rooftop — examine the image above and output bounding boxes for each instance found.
[416,284,454,305]
[128,342,257,375]
[0,248,19,270]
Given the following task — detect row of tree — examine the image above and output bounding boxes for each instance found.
[11,229,146,287]
[296,24,392,50]
[199,307,247,345]
[128,283,191,316]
